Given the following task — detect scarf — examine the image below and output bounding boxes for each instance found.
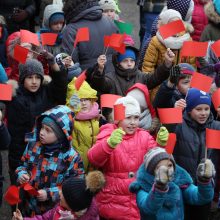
[139,109,152,130]
[76,102,99,121]
[43,142,61,156]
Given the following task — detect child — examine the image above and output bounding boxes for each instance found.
[15,105,84,216]
[66,78,100,172]
[88,95,169,220]
[99,0,118,20]
[130,147,215,220]
[13,170,104,220]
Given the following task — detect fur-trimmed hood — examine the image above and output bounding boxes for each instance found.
[205,1,220,24]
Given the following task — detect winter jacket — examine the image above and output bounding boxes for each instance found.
[0,63,8,83]
[16,105,84,216]
[130,164,214,220]
[88,123,157,220]
[173,112,220,183]
[7,68,68,171]
[0,24,8,67]
[137,0,166,13]
[62,5,118,72]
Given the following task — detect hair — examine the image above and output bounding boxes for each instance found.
[178,73,192,82]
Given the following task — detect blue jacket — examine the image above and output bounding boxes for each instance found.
[130,164,214,220]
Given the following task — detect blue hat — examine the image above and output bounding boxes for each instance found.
[117,49,136,63]
[49,12,65,25]
[213,0,220,15]
[186,88,211,113]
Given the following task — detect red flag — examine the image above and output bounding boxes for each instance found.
[165,133,177,154]
[23,183,39,196]
[75,70,87,91]
[100,94,122,108]
[212,88,220,111]
[74,27,90,48]
[206,128,220,149]
[157,108,183,124]
[211,40,220,57]
[40,33,58,46]
[159,20,185,39]
[4,185,20,205]
[114,104,125,120]
[181,41,208,57]
[14,44,29,64]
[190,72,213,92]
[104,34,126,54]
[0,84,12,101]
[20,29,40,46]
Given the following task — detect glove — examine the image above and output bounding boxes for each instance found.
[155,165,174,189]
[214,62,220,73]
[107,128,125,148]
[40,50,55,65]
[156,126,169,146]
[69,94,81,112]
[197,159,216,182]
[169,65,181,84]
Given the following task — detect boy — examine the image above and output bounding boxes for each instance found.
[15,105,84,216]
[99,0,118,20]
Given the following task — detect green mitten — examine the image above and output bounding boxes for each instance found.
[156,126,169,146]
[107,128,125,148]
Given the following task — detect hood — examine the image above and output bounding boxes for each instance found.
[205,1,220,25]
[126,83,156,118]
[43,4,64,29]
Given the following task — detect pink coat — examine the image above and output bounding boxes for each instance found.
[88,124,157,220]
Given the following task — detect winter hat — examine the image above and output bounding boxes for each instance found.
[124,35,135,46]
[114,96,141,119]
[167,0,192,20]
[55,53,69,63]
[42,116,65,141]
[186,88,211,112]
[99,0,117,11]
[175,63,195,83]
[19,59,44,84]
[49,12,64,25]
[159,9,182,25]
[62,171,105,212]
[117,48,136,63]
[127,89,147,109]
[144,147,176,175]
[213,0,220,15]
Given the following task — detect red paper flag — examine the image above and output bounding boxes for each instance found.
[14,44,29,64]
[100,94,122,108]
[190,72,212,92]
[159,20,185,39]
[23,183,39,196]
[0,84,12,101]
[20,29,40,46]
[74,27,90,48]
[108,33,124,48]
[114,104,125,120]
[104,35,125,53]
[165,133,177,154]
[206,128,220,149]
[4,185,20,205]
[181,41,208,57]
[40,33,58,46]
[75,70,87,90]
[157,108,183,124]
[211,40,220,58]
[212,88,220,111]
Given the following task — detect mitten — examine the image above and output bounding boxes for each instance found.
[156,126,169,146]
[69,94,81,112]
[58,209,75,220]
[41,50,55,65]
[107,128,125,148]
[197,159,216,182]
[169,65,181,84]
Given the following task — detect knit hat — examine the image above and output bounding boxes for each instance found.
[127,89,147,109]
[213,0,220,15]
[117,48,136,63]
[55,53,69,63]
[19,59,44,84]
[42,116,65,141]
[176,63,195,83]
[99,0,117,11]
[114,96,141,119]
[159,9,182,25]
[144,147,176,175]
[62,171,105,212]
[186,88,211,112]
[49,12,64,25]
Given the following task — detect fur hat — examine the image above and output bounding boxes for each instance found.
[62,171,105,212]
[159,9,182,25]
[99,0,117,11]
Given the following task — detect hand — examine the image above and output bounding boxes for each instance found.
[97,55,107,73]
[107,128,125,148]
[197,159,216,182]
[156,126,169,146]
[41,50,55,65]
[69,94,81,112]
[174,99,186,110]
[18,174,30,184]
[164,48,175,68]
[169,65,182,84]
[37,189,47,202]
[12,209,23,220]
[13,9,28,22]
[214,62,220,73]
[155,165,174,188]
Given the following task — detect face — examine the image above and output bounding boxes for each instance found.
[189,104,210,124]
[39,124,58,145]
[177,76,192,95]
[103,9,116,20]
[118,115,140,135]
[20,43,33,59]
[62,56,74,68]
[59,190,71,211]
[50,21,64,32]
[119,58,135,70]
[80,98,93,113]
[23,74,41,92]
[154,159,174,175]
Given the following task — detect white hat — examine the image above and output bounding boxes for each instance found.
[127,88,148,109]
[99,0,117,11]
[159,9,182,25]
